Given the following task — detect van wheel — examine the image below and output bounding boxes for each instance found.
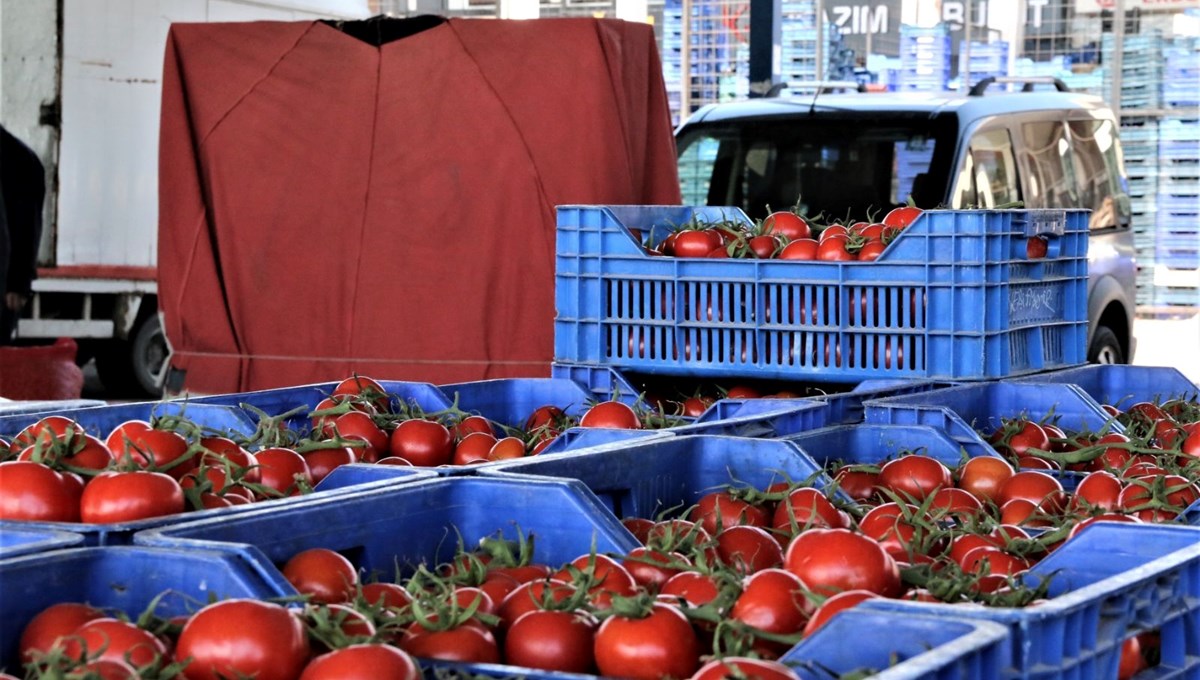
[1087,326,1125,365]
[96,315,168,397]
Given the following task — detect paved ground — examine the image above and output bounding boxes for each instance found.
[1133,309,1200,385]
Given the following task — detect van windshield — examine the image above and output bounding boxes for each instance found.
[676,115,958,222]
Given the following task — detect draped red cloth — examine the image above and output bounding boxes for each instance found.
[158,17,680,393]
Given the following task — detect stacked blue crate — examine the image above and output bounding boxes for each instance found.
[897,24,950,92]
[1101,32,1164,109]
[1120,117,1161,305]
[957,40,1008,91]
[1163,38,1200,108]
[1156,116,1200,278]
[779,0,840,84]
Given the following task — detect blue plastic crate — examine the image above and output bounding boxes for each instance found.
[482,435,840,520]
[865,522,1200,680]
[555,206,1089,383]
[0,463,435,546]
[786,423,992,471]
[0,546,283,671]
[188,380,452,432]
[138,476,640,596]
[812,380,953,424]
[0,399,105,417]
[863,382,1117,459]
[0,401,257,442]
[782,609,1010,680]
[1015,365,1198,410]
[0,523,83,559]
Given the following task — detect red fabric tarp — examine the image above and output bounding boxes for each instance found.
[158,17,680,394]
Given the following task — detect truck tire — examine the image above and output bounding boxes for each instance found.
[1087,325,1125,365]
[96,315,168,397]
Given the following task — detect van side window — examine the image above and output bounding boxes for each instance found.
[1068,119,1123,230]
[1020,121,1078,209]
[952,129,1020,209]
[678,135,722,205]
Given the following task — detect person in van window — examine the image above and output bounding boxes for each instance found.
[0,124,45,345]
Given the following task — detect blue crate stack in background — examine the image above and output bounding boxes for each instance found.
[896,24,950,92]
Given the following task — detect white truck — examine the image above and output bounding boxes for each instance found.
[0,0,370,395]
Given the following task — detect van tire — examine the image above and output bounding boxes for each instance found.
[1087,326,1125,365]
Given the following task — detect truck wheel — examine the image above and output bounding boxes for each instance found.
[96,315,168,397]
[1087,326,1125,365]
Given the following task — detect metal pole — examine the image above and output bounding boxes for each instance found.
[815,0,824,81]
[682,0,692,114]
[963,0,973,92]
[1111,0,1125,121]
[748,0,779,96]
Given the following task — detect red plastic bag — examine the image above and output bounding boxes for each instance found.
[0,338,85,401]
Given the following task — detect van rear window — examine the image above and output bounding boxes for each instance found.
[677,116,957,221]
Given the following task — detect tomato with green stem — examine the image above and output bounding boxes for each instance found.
[175,599,310,680]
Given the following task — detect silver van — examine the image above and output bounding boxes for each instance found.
[674,80,1138,364]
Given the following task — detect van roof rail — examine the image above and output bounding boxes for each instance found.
[969,76,1070,96]
[766,80,867,97]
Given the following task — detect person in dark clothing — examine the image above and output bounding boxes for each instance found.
[0,125,45,344]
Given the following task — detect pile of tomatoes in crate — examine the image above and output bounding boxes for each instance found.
[639,205,923,262]
[0,376,678,525]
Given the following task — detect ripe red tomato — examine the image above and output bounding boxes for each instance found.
[802,589,878,637]
[62,618,168,668]
[878,455,952,501]
[453,432,496,465]
[779,238,819,260]
[730,568,813,641]
[930,486,984,519]
[997,470,1064,507]
[552,554,637,603]
[332,375,391,412]
[816,236,854,261]
[716,524,784,573]
[505,609,597,673]
[282,548,358,604]
[673,230,722,258]
[361,582,413,611]
[10,416,86,453]
[331,411,389,463]
[15,434,114,472]
[580,401,641,429]
[833,466,879,501]
[400,620,500,663]
[80,471,184,523]
[19,602,104,664]
[660,571,722,608]
[882,206,922,229]
[995,421,1051,458]
[691,657,796,680]
[747,234,781,258]
[784,528,902,597]
[1088,432,1134,471]
[255,447,313,498]
[772,487,848,533]
[960,545,1031,577]
[1071,470,1123,513]
[524,405,567,433]
[389,419,454,466]
[763,211,810,241]
[0,461,81,521]
[487,436,527,461]
[107,421,193,478]
[692,490,770,534]
[303,446,356,485]
[299,644,419,680]
[594,603,700,679]
[622,547,688,592]
[198,437,259,483]
[955,456,1014,504]
[1026,235,1048,259]
[819,225,849,241]
[857,239,887,262]
[497,580,576,630]
[176,599,309,680]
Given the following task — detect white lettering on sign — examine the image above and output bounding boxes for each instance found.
[1076,0,1199,13]
[941,1,989,31]
[1029,0,1050,28]
[830,4,888,35]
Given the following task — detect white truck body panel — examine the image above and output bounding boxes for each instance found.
[54,0,371,269]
